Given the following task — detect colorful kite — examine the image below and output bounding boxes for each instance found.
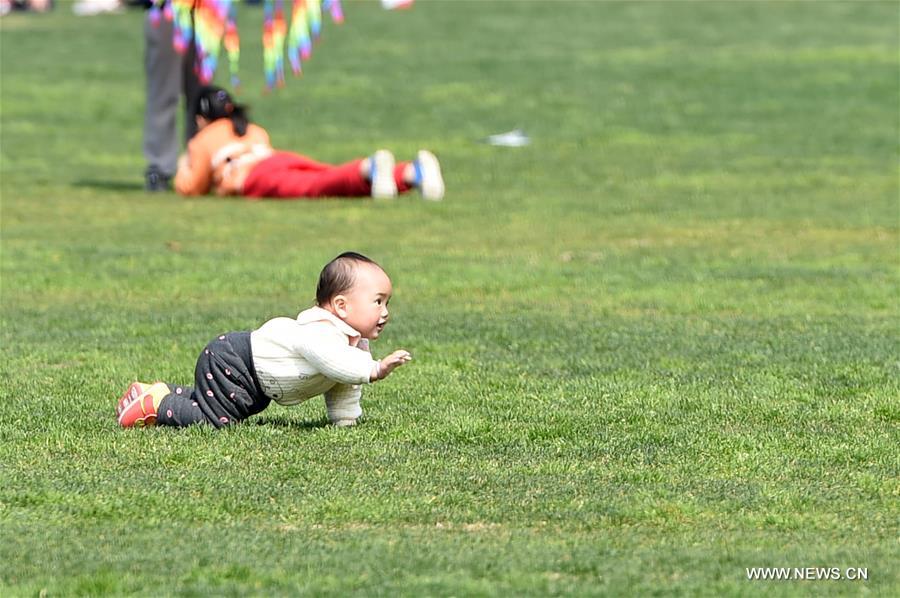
[262,0,287,89]
[150,0,241,87]
[275,0,345,89]
[150,0,402,91]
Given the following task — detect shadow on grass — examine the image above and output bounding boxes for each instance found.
[251,416,331,431]
[72,179,146,192]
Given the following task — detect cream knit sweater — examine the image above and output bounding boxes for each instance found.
[250,307,377,424]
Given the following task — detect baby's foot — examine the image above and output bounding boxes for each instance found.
[116,382,169,428]
[116,382,148,417]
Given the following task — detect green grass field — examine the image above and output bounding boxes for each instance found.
[1,1,898,595]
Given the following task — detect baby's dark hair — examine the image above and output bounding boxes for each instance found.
[195,85,249,136]
[316,252,383,306]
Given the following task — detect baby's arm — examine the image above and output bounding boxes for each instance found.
[296,323,378,385]
[297,322,411,384]
[323,345,411,427]
[369,350,412,382]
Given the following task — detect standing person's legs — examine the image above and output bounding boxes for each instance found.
[182,34,201,143]
[143,15,182,188]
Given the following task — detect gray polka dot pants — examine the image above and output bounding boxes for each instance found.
[157,332,270,428]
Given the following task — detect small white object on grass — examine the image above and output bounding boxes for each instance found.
[382,0,414,10]
[73,0,123,16]
[485,129,531,147]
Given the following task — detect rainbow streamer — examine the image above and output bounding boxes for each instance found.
[307,0,322,39]
[263,0,288,89]
[149,1,241,87]
[223,2,240,88]
[285,1,305,75]
[170,0,195,55]
[151,0,390,92]
[324,0,344,24]
[279,0,344,88]
[195,0,241,85]
[287,0,311,74]
[148,0,170,27]
[148,1,194,57]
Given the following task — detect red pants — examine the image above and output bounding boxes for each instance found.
[242,152,412,199]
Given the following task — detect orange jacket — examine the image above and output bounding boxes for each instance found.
[174,119,274,196]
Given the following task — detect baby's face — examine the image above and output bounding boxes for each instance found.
[341,264,393,340]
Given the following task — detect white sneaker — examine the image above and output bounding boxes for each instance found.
[370,149,397,199]
[415,150,444,201]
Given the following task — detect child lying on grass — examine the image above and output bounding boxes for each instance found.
[174,85,444,201]
[116,252,411,428]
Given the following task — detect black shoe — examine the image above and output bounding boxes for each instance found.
[145,168,171,192]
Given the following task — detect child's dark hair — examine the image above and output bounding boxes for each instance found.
[195,85,249,136]
[316,252,383,306]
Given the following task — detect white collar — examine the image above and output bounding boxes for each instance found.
[296,306,362,340]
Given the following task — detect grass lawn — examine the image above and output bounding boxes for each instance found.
[1,1,898,595]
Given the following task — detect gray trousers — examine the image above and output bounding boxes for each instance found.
[157,332,271,428]
[142,11,200,176]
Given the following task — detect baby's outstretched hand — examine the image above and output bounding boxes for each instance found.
[372,350,412,381]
